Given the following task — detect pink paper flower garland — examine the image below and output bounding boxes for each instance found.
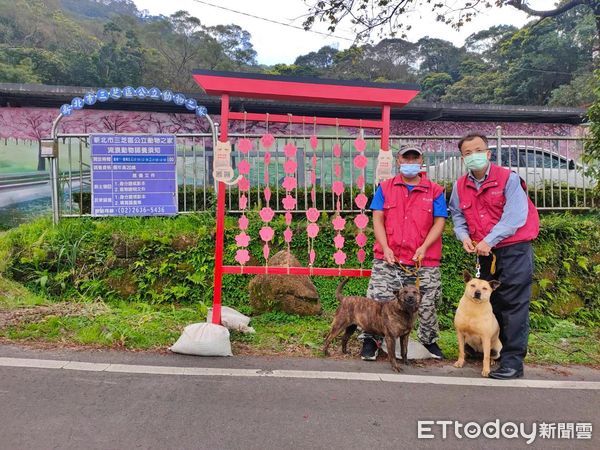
[331,139,346,267]
[353,132,369,267]
[234,135,253,267]
[306,132,320,267]
[259,131,275,263]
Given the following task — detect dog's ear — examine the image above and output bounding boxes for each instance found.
[463,270,472,283]
[489,280,501,291]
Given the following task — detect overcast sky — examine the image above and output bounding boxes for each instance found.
[132,0,542,65]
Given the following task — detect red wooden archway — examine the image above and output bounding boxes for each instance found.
[193,70,420,324]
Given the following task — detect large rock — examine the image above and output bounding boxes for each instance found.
[248,250,322,316]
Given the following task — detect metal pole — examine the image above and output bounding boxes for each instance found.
[496,126,502,166]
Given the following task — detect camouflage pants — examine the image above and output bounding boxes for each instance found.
[365,258,441,345]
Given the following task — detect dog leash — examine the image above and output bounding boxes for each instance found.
[472,240,496,279]
[396,257,422,290]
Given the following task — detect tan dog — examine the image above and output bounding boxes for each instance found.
[454,270,502,377]
[323,278,421,372]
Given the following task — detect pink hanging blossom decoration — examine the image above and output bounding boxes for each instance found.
[235,249,250,265]
[259,207,275,222]
[332,215,346,231]
[353,154,368,169]
[354,138,367,152]
[284,142,297,157]
[334,234,345,249]
[332,181,344,196]
[238,177,250,191]
[355,232,368,247]
[284,160,297,174]
[282,195,296,210]
[235,232,250,247]
[263,187,272,203]
[261,133,275,148]
[263,243,270,260]
[259,226,274,241]
[357,249,366,263]
[306,207,320,222]
[238,215,249,230]
[309,249,316,265]
[237,138,253,154]
[356,175,365,189]
[283,228,293,243]
[333,250,347,266]
[309,135,318,150]
[285,211,292,225]
[282,176,297,191]
[237,160,250,174]
[239,194,248,210]
[307,223,320,238]
[354,193,368,209]
[332,143,342,158]
[264,151,272,165]
[354,214,369,229]
[334,164,342,178]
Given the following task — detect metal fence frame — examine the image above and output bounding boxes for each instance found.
[51,127,595,220]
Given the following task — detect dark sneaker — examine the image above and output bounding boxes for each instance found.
[424,342,445,359]
[360,337,381,361]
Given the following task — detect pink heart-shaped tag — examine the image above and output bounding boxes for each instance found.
[263,243,270,260]
[285,212,292,225]
[259,207,275,222]
[310,189,316,204]
[261,133,275,148]
[306,207,319,222]
[283,228,293,243]
[356,175,365,189]
[309,135,318,150]
[332,181,344,196]
[333,143,342,158]
[333,250,347,266]
[354,138,366,152]
[311,172,316,184]
[282,176,297,191]
[332,215,346,231]
[357,249,366,263]
[355,232,367,247]
[259,226,274,242]
[284,142,297,158]
[264,151,271,165]
[237,160,250,175]
[282,194,296,210]
[309,249,316,265]
[307,222,320,238]
[238,215,249,230]
[237,138,253,154]
[238,176,250,191]
[263,187,271,203]
[235,232,250,247]
[311,155,317,168]
[334,164,342,178]
[354,193,368,209]
[235,249,250,265]
[354,154,368,169]
[239,194,248,210]
[334,234,345,249]
[284,160,297,174]
[354,214,369,229]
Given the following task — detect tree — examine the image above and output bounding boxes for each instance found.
[208,24,257,67]
[294,45,339,75]
[419,72,453,102]
[416,37,465,80]
[583,70,600,184]
[303,1,600,46]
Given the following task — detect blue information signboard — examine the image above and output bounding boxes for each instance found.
[91,134,178,217]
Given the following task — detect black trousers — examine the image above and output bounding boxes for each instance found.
[479,241,534,370]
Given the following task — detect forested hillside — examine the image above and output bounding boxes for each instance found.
[0,0,595,106]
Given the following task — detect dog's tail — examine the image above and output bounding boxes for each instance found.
[335,277,350,302]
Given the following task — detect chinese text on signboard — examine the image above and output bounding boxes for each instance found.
[91,134,178,216]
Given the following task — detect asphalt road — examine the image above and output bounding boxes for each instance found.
[0,345,598,450]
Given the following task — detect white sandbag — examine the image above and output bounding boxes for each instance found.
[381,338,438,360]
[169,322,232,356]
[207,306,255,334]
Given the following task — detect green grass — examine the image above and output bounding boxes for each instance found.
[0,275,47,308]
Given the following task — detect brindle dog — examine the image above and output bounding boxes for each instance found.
[323,278,421,372]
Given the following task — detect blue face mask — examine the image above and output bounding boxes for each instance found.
[399,163,421,178]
